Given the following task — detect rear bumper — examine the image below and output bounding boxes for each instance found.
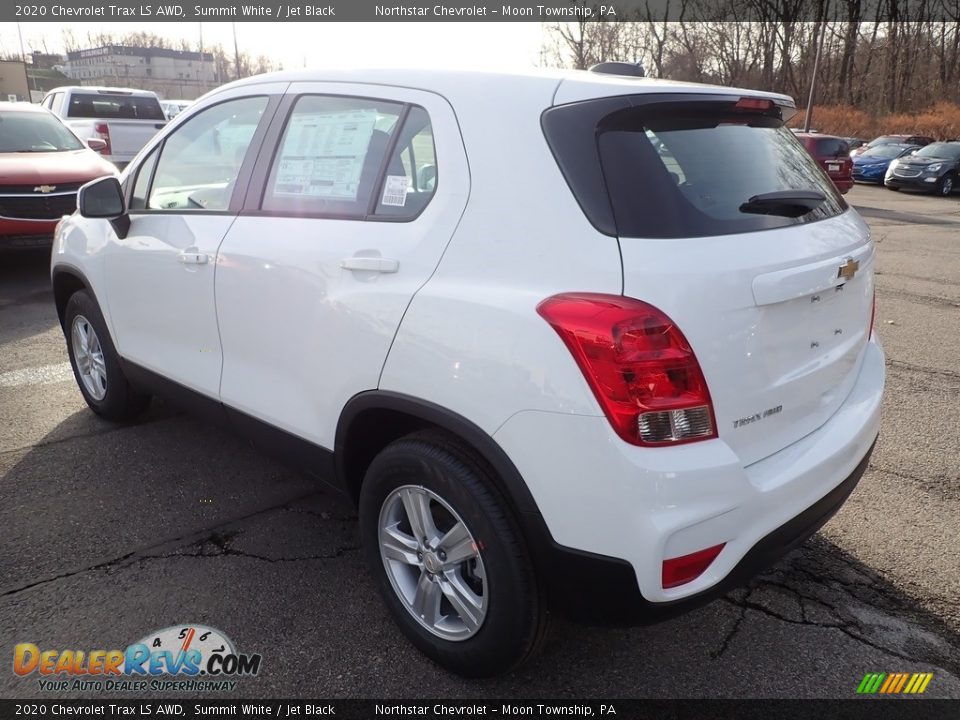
[832,177,854,193]
[495,337,884,623]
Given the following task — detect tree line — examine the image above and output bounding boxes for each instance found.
[543,2,960,114]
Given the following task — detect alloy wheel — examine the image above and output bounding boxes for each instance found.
[71,314,107,401]
[378,485,488,641]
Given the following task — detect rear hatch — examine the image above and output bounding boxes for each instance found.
[543,93,874,466]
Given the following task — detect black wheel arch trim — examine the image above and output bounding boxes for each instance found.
[51,263,101,328]
[335,390,541,515]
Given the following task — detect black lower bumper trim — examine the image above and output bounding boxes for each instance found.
[540,437,877,625]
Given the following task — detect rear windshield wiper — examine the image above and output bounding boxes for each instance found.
[739,190,826,218]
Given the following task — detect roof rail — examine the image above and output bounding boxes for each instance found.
[588,61,645,78]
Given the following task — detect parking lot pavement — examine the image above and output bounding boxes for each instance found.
[1,186,959,699]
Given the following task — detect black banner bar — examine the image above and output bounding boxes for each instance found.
[2,700,960,720]
[6,0,960,23]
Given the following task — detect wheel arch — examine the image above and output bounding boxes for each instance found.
[52,265,99,329]
[335,391,542,518]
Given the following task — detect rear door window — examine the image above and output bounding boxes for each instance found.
[374,106,437,219]
[67,93,166,121]
[262,95,404,218]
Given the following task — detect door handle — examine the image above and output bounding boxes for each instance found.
[340,257,399,273]
[178,251,210,265]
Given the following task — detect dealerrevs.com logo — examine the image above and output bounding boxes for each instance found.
[14,625,262,692]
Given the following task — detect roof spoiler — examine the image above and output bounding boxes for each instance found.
[588,61,645,78]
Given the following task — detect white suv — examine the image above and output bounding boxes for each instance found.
[52,68,884,677]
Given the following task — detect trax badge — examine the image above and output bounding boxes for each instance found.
[838,258,859,280]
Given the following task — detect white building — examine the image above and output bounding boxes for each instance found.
[64,46,216,100]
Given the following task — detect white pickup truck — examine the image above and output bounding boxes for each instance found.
[40,86,167,168]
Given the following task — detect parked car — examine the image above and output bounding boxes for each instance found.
[793,132,854,193]
[844,137,868,153]
[160,99,192,121]
[851,134,934,157]
[53,68,883,677]
[884,141,960,195]
[40,86,167,169]
[852,143,920,183]
[0,102,116,249]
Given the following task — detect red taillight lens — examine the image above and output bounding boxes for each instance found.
[662,543,726,589]
[93,122,112,156]
[537,293,717,446]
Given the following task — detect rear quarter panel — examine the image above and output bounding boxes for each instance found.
[379,78,623,433]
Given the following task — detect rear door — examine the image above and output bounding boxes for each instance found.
[547,94,875,466]
[214,83,469,449]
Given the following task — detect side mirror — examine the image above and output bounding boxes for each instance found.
[86,138,107,152]
[78,176,130,238]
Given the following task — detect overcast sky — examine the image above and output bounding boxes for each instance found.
[2,22,547,71]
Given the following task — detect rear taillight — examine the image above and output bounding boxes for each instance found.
[662,543,726,589]
[537,293,717,446]
[93,122,112,156]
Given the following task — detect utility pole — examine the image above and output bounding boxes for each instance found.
[198,22,205,93]
[232,22,241,80]
[804,11,830,132]
[16,21,32,97]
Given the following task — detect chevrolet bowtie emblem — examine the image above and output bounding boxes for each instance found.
[838,258,859,280]
[34,185,57,193]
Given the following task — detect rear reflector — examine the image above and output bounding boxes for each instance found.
[537,293,717,446]
[662,543,726,589]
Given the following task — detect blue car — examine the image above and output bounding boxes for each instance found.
[852,143,920,183]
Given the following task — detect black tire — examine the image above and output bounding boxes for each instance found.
[359,430,548,677]
[63,290,151,421]
[936,173,955,197]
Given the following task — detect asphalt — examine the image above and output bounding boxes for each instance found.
[1,183,959,699]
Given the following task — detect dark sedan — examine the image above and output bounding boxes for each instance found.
[853,143,920,183]
[884,142,960,196]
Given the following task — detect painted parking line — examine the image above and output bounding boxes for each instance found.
[0,362,73,389]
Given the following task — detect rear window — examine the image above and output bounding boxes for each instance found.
[67,93,165,121]
[814,137,849,157]
[543,95,847,239]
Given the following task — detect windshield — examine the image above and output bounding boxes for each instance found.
[0,111,85,153]
[861,145,910,160]
[866,136,902,148]
[915,143,960,160]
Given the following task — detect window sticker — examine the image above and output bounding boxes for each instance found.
[273,110,377,200]
[381,175,411,206]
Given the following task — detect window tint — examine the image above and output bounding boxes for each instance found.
[262,95,403,217]
[592,101,846,238]
[146,96,268,212]
[815,138,848,157]
[67,93,166,121]
[375,106,437,218]
[130,146,159,210]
